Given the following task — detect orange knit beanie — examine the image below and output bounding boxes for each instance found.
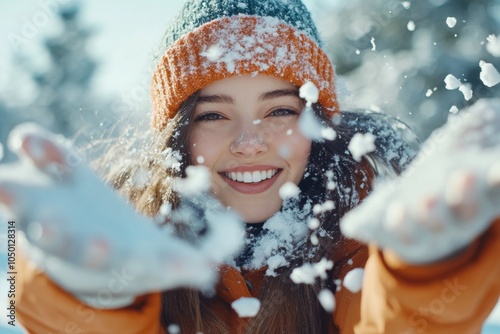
[151,0,339,131]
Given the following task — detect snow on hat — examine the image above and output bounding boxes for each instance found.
[151,0,339,130]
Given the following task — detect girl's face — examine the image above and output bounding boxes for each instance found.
[188,74,311,223]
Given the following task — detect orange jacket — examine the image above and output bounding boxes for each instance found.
[15,218,500,333]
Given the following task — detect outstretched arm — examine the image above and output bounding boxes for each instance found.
[340,99,500,333]
[0,123,243,332]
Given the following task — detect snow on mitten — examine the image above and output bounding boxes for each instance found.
[340,98,500,264]
[0,123,243,307]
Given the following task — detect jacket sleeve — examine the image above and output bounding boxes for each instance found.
[354,218,500,334]
[16,253,164,334]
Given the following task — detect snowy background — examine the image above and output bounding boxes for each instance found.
[0,0,499,332]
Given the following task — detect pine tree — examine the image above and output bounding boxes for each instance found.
[27,1,98,137]
[313,0,500,138]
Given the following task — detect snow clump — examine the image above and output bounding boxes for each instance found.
[407,21,415,31]
[446,17,457,28]
[173,165,211,195]
[343,268,364,293]
[299,81,319,105]
[348,133,376,162]
[486,35,500,57]
[479,61,500,87]
[459,84,473,101]
[318,289,336,312]
[279,182,300,199]
[444,74,462,90]
[444,74,473,101]
[290,258,333,284]
[231,297,261,317]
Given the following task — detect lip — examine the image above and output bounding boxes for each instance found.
[219,166,283,194]
[220,165,281,173]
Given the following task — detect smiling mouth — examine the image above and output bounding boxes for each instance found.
[223,169,280,183]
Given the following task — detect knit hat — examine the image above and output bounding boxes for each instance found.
[151,0,339,130]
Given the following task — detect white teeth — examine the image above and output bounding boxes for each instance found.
[252,171,262,182]
[244,172,252,183]
[225,169,278,183]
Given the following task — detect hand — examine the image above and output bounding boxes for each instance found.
[340,98,500,264]
[0,123,243,307]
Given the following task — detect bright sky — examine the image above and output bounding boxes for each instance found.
[0,0,185,100]
[0,0,318,101]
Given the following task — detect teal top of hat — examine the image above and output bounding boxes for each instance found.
[162,0,323,49]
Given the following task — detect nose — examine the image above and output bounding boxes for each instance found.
[230,126,269,157]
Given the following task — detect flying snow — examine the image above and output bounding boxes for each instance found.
[459,84,473,101]
[370,37,376,51]
[173,165,211,195]
[479,61,500,87]
[231,297,261,317]
[299,81,319,105]
[444,74,473,101]
[343,268,364,293]
[0,143,3,162]
[348,133,376,162]
[298,106,325,140]
[449,105,459,114]
[318,289,336,312]
[308,217,320,230]
[407,21,415,31]
[446,17,457,28]
[486,35,500,57]
[196,155,205,164]
[444,74,461,90]
[279,182,300,199]
[321,127,337,141]
[167,324,181,334]
[298,82,337,141]
[290,258,333,284]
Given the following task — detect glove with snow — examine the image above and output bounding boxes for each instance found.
[0,123,244,308]
[340,98,500,264]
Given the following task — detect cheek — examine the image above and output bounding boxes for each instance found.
[280,133,311,182]
[275,129,311,160]
[188,130,225,167]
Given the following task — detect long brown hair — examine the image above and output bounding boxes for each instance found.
[96,93,415,333]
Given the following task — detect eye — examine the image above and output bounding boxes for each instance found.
[268,108,299,117]
[194,112,226,122]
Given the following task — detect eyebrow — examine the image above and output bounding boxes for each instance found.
[197,94,234,104]
[259,89,300,101]
[197,89,300,104]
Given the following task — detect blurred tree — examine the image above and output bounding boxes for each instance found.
[22,1,98,137]
[312,0,500,138]
[0,100,20,162]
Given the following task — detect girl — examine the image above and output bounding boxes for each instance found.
[1,0,499,333]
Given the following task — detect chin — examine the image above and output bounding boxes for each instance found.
[240,209,277,224]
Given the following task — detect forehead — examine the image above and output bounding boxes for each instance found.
[199,74,297,95]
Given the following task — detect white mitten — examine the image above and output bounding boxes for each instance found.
[340,98,500,264]
[0,123,244,307]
